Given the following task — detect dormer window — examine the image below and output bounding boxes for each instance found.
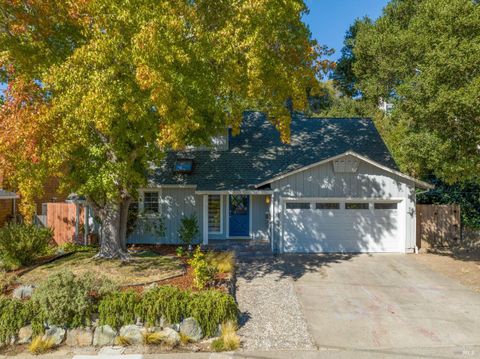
[174,159,194,174]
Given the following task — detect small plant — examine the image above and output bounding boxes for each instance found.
[115,335,132,346]
[0,223,53,270]
[179,332,192,345]
[28,336,56,355]
[98,290,140,330]
[206,251,235,274]
[143,332,165,345]
[176,246,185,258]
[188,246,217,289]
[178,214,200,250]
[211,321,240,352]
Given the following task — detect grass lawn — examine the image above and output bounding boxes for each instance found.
[18,249,185,287]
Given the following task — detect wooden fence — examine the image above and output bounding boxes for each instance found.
[416,204,461,250]
[46,203,85,245]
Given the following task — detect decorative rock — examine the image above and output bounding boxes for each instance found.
[12,285,35,299]
[17,325,33,344]
[159,327,180,346]
[93,325,117,347]
[169,323,180,332]
[43,325,66,346]
[65,328,93,347]
[119,325,144,345]
[179,317,203,342]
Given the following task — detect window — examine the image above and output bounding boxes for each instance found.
[286,202,310,210]
[374,203,398,210]
[174,159,194,173]
[316,203,340,210]
[345,203,369,210]
[208,195,222,233]
[143,191,159,213]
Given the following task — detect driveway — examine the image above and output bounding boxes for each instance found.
[236,254,480,356]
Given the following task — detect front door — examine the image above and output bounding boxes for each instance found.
[229,195,250,237]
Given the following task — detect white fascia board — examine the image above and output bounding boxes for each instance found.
[195,190,273,195]
[139,185,197,190]
[255,151,434,190]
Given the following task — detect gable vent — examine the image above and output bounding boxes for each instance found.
[333,158,359,173]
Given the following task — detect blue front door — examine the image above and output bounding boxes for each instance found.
[229,195,250,237]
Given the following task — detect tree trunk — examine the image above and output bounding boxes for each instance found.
[96,200,130,260]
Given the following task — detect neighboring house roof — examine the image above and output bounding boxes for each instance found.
[149,112,406,191]
[0,189,19,199]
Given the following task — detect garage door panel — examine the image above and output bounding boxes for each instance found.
[283,201,402,253]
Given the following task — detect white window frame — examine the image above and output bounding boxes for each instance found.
[208,194,223,234]
[139,189,162,216]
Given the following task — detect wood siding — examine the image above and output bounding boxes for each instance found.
[128,189,269,244]
[270,156,417,252]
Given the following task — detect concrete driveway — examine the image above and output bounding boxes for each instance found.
[292,254,480,352]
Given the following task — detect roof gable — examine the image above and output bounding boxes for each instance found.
[254,151,433,189]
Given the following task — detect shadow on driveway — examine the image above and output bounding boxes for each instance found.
[237,253,358,282]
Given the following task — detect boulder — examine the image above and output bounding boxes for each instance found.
[119,325,144,345]
[93,325,117,347]
[12,285,35,300]
[179,317,203,342]
[17,325,33,344]
[159,327,180,346]
[65,328,93,347]
[43,325,66,346]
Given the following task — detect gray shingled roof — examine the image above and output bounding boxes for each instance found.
[149,112,398,190]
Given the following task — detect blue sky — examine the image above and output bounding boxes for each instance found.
[303,0,389,60]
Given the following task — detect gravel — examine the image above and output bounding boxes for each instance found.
[235,259,316,351]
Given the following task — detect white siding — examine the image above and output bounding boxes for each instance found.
[271,156,416,253]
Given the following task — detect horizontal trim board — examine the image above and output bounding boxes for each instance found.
[281,197,404,203]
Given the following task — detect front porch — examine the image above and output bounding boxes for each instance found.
[198,191,273,248]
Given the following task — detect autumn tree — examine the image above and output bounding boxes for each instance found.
[0,0,325,258]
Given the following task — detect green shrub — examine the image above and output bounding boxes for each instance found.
[98,290,140,329]
[188,246,217,289]
[178,214,200,247]
[188,290,239,337]
[137,285,189,327]
[59,243,98,254]
[0,223,53,270]
[30,271,115,329]
[0,296,31,344]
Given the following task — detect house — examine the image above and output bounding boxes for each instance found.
[0,177,66,226]
[127,112,433,253]
[0,189,19,226]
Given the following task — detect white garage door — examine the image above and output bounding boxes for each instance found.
[282,200,404,253]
